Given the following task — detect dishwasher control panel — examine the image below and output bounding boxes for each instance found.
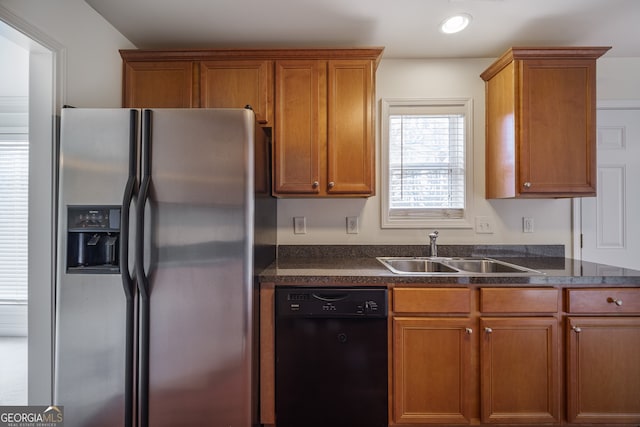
[276,288,388,318]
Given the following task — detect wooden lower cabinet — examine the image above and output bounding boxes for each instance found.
[480,317,560,424]
[260,285,640,427]
[566,316,640,424]
[392,317,473,424]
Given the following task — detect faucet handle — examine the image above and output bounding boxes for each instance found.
[428,230,439,257]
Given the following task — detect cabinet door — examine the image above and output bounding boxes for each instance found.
[326,60,374,195]
[123,61,195,108]
[480,317,559,424]
[273,60,324,194]
[200,60,273,125]
[567,317,640,423]
[519,59,597,196]
[393,317,472,424]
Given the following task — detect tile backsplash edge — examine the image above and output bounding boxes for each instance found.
[277,244,565,259]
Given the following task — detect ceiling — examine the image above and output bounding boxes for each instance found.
[85,0,640,59]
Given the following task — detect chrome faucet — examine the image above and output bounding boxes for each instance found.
[428,230,439,257]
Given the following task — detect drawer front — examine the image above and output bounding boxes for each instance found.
[393,288,470,313]
[567,288,640,314]
[481,288,559,313]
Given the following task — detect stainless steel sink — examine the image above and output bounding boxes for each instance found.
[377,256,544,276]
[442,258,539,274]
[378,258,459,274]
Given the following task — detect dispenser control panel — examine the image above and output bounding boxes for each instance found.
[68,206,120,231]
[66,206,121,274]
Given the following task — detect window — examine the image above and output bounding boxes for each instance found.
[0,96,28,302]
[381,98,473,228]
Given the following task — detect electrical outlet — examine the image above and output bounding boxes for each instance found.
[346,216,359,234]
[523,217,534,233]
[293,217,306,234]
[475,216,494,234]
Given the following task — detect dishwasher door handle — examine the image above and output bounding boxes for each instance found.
[312,292,350,302]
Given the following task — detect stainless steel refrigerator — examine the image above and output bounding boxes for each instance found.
[54,108,276,427]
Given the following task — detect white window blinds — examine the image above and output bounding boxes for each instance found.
[389,113,465,217]
[0,96,28,302]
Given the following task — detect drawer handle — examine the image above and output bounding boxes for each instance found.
[312,181,319,188]
[328,181,335,189]
[484,327,493,334]
[572,326,582,333]
[465,328,473,335]
[523,182,532,189]
[607,297,623,306]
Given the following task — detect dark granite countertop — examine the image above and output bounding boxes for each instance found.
[259,245,640,287]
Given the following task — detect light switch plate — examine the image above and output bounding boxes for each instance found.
[475,216,494,234]
[293,217,306,234]
[523,217,534,233]
[346,216,359,234]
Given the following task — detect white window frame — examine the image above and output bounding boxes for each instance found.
[381,98,474,229]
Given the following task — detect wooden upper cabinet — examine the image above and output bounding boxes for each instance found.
[273,57,378,197]
[200,60,273,125]
[121,47,383,197]
[273,60,324,195]
[122,61,195,108]
[481,47,610,198]
[121,52,273,121]
[327,60,375,195]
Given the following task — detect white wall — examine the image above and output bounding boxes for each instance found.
[597,58,640,100]
[0,0,134,108]
[277,57,640,252]
[0,34,28,95]
[277,57,640,250]
[277,58,574,250]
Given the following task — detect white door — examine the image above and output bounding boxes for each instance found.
[578,103,640,270]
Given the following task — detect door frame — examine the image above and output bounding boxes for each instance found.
[0,4,65,405]
[572,100,640,261]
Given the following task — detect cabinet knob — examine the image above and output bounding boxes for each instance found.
[465,328,473,335]
[607,297,623,306]
[312,181,319,188]
[484,327,493,334]
[328,181,335,189]
[572,326,582,333]
[523,182,532,189]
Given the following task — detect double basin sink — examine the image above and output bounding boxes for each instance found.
[377,256,544,276]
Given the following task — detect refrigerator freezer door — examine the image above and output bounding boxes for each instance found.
[140,109,256,427]
[55,109,139,426]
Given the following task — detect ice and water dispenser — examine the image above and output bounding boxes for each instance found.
[66,206,121,273]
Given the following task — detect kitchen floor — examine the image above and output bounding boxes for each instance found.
[0,336,27,404]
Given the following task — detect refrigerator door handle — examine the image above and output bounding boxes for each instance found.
[121,109,138,295]
[135,109,152,298]
[135,178,151,299]
[135,109,152,427]
[120,109,139,427]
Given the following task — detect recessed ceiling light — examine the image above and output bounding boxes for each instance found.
[440,13,472,34]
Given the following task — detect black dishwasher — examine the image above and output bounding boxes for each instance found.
[275,287,388,427]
